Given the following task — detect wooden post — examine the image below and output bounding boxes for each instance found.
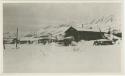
[3,40,5,49]
[16,27,18,49]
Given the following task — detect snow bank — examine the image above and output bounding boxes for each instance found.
[3,43,121,73]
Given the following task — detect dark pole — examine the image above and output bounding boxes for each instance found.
[16,27,18,49]
[3,40,5,49]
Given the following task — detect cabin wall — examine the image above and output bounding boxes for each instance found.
[65,29,104,41]
[78,31,104,40]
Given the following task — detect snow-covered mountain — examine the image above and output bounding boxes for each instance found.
[84,15,121,32]
[4,15,121,38]
[37,15,121,37]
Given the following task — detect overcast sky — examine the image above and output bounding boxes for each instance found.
[3,3,121,33]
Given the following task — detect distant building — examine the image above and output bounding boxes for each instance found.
[3,32,17,44]
[37,25,106,42]
[19,36,40,44]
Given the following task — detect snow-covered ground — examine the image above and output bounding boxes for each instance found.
[3,43,121,73]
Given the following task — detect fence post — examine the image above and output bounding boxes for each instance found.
[16,27,18,49]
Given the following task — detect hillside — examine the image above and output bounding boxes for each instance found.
[3,15,121,38]
[37,15,121,37]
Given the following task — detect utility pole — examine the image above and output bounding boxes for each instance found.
[16,27,18,49]
[3,40,5,49]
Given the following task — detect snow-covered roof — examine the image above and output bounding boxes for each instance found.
[72,26,100,32]
[51,27,69,36]
[67,25,108,32]
[20,37,39,41]
[37,26,70,37]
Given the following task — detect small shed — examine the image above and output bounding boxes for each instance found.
[19,37,39,44]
